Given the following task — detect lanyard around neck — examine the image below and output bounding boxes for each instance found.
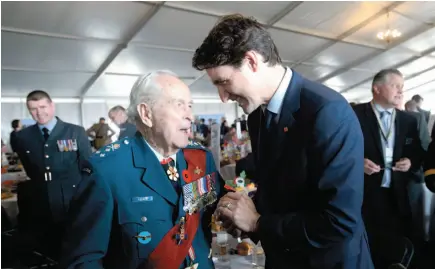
[370,102,395,143]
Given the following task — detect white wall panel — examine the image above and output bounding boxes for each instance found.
[165,1,291,24]
[133,7,218,49]
[1,1,152,40]
[1,32,116,72]
[1,70,93,97]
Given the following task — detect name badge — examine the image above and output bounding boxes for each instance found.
[132,196,153,202]
[385,147,393,165]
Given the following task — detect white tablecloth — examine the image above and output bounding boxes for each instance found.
[2,194,18,225]
[2,171,26,225]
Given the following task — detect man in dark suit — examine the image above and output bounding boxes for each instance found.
[353,69,424,268]
[14,90,92,260]
[108,105,137,139]
[192,14,373,269]
[60,71,224,269]
[412,94,431,124]
[9,119,21,152]
[405,100,430,151]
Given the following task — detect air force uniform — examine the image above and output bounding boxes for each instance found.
[14,117,92,257]
[60,132,224,269]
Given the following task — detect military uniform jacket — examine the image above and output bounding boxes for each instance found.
[15,118,92,222]
[60,133,224,269]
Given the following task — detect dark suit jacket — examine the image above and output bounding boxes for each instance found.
[417,107,430,123]
[248,71,373,269]
[407,111,430,151]
[353,103,423,226]
[9,130,18,152]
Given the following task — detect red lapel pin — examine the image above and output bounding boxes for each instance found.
[284,127,288,132]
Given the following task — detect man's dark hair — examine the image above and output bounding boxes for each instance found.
[99,117,105,121]
[192,14,282,70]
[411,94,423,102]
[26,90,52,102]
[11,119,20,129]
[108,105,126,114]
[371,69,403,91]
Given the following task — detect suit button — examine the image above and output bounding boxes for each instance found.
[45,155,49,158]
[72,185,76,188]
[45,144,48,147]
[141,216,147,222]
[46,166,50,170]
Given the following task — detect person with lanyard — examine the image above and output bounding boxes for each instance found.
[108,105,137,139]
[60,70,225,269]
[14,90,92,261]
[353,69,424,268]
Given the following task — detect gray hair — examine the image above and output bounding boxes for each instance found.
[127,70,179,123]
[371,69,403,91]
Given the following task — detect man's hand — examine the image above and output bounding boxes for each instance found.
[216,192,260,233]
[364,158,381,175]
[393,158,411,172]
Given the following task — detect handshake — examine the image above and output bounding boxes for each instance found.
[214,191,261,237]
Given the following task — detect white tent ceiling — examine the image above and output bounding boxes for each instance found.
[1,1,435,103]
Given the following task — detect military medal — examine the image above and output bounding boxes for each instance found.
[57,140,64,152]
[182,173,217,214]
[167,165,179,181]
[194,167,202,175]
[175,217,187,245]
[71,139,78,151]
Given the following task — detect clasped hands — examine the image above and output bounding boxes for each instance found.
[364,158,411,175]
[215,192,260,236]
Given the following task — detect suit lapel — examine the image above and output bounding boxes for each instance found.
[364,103,383,159]
[267,71,302,165]
[131,133,178,206]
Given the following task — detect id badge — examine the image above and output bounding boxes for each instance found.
[385,147,393,163]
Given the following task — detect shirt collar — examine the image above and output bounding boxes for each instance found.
[38,117,58,133]
[372,101,394,115]
[266,67,293,114]
[143,138,177,165]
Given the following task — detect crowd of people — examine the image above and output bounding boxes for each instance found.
[1,13,434,269]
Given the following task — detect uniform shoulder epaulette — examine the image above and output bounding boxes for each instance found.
[185,140,208,151]
[91,137,132,159]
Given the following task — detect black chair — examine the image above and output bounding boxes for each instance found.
[385,236,414,269]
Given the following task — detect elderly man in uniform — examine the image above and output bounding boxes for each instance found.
[60,70,224,269]
[14,90,92,260]
[108,105,137,139]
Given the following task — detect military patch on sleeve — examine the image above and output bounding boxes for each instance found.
[82,167,93,175]
[94,138,130,158]
[186,140,206,150]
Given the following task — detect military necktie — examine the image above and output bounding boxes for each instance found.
[42,127,50,141]
[161,157,180,194]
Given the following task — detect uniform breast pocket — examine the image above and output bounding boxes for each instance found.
[59,151,78,165]
[118,205,173,259]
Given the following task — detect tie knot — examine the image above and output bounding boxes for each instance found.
[42,127,49,134]
[161,157,174,165]
[380,111,390,119]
